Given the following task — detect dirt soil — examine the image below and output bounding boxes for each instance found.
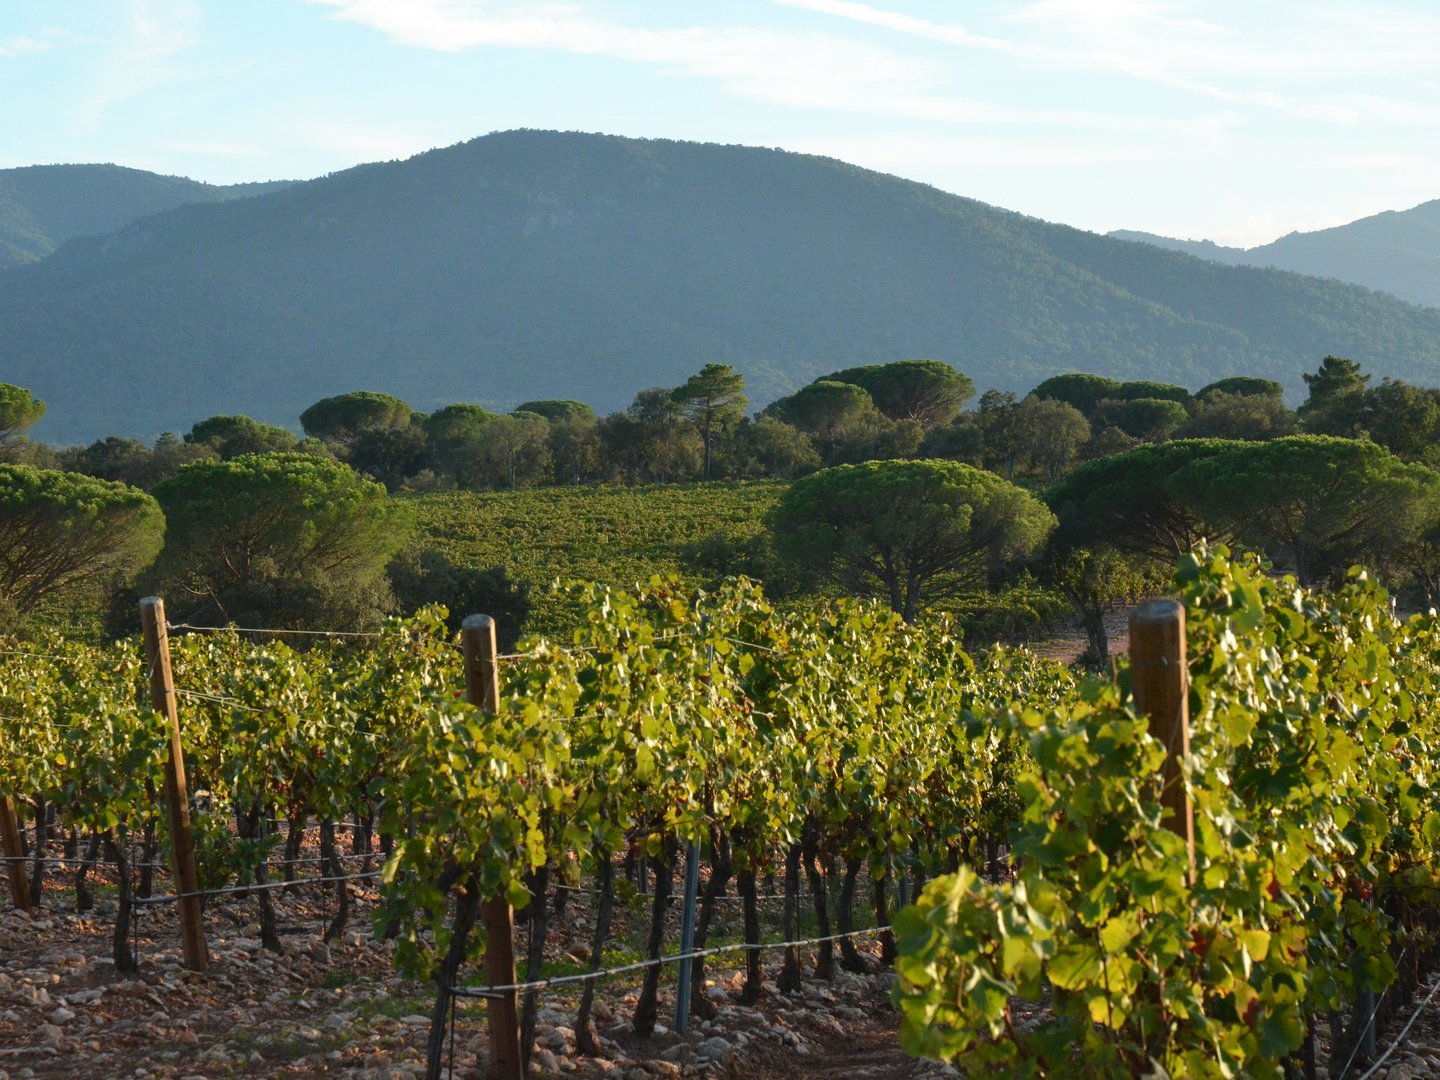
[0,865,958,1080]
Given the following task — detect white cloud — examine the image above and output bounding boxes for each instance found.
[0,35,58,57]
[77,0,204,125]
[304,0,1147,130]
[779,0,1440,126]
[0,27,86,58]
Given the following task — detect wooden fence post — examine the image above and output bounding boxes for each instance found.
[1129,599,1195,875]
[462,614,523,1080]
[0,795,33,913]
[140,597,209,972]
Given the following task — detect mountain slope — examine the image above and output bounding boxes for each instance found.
[1107,230,1250,266]
[1110,200,1440,308]
[0,164,293,269]
[7,130,1440,444]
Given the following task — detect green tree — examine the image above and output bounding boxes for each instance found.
[387,547,530,646]
[59,435,217,491]
[1091,397,1189,442]
[920,416,985,466]
[299,391,413,446]
[766,380,879,462]
[1115,380,1191,408]
[0,384,45,456]
[1397,513,1440,609]
[1031,373,1123,416]
[0,464,164,617]
[1014,396,1090,478]
[1045,440,1233,563]
[599,389,703,483]
[457,412,551,488]
[976,390,1023,479]
[1043,545,1166,665]
[834,414,924,465]
[514,400,598,424]
[547,417,603,485]
[1196,376,1285,402]
[1044,441,1233,659]
[1172,435,1440,586]
[423,403,497,480]
[768,459,1055,621]
[1176,391,1295,441]
[1314,378,1440,463]
[672,363,748,480]
[823,360,974,430]
[423,403,496,446]
[348,424,433,491]
[737,415,820,479]
[153,453,411,627]
[186,415,298,459]
[1298,355,1368,426]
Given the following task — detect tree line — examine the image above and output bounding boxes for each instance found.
[10,355,1440,495]
[6,354,1440,654]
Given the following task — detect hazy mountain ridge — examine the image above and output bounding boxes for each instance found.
[6,130,1440,444]
[0,163,295,271]
[1107,230,1251,265]
[1110,200,1440,308]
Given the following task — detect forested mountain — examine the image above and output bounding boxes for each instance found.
[1111,199,1440,309]
[0,164,293,270]
[1107,231,1251,266]
[7,130,1440,444]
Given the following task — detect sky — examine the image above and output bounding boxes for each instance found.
[3,0,1439,247]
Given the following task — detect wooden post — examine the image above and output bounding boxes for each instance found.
[140,597,209,972]
[1129,599,1195,874]
[0,795,33,913]
[462,615,522,1080]
[673,839,701,1033]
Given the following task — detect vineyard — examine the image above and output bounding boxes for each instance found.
[4,550,1440,1078]
[408,482,784,636]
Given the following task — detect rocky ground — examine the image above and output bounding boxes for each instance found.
[9,865,1440,1080]
[0,868,953,1080]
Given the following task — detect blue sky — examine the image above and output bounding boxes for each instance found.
[3,0,1438,246]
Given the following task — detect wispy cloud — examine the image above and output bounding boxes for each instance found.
[779,0,1440,125]
[304,0,1148,130]
[0,28,84,58]
[77,0,203,126]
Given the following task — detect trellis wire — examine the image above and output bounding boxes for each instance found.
[166,623,383,639]
[449,924,889,1000]
[133,868,382,907]
[1354,974,1440,1080]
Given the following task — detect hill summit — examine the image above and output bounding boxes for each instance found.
[0,163,292,270]
[1111,199,1440,309]
[6,130,1440,444]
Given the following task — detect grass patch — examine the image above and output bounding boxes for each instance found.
[355,989,435,1022]
[320,969,363,990]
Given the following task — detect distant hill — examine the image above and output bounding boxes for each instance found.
[1107,230,1251,266]
[0,164,294,269]
[7,131,1440,444]
[1110,200,1440,308]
